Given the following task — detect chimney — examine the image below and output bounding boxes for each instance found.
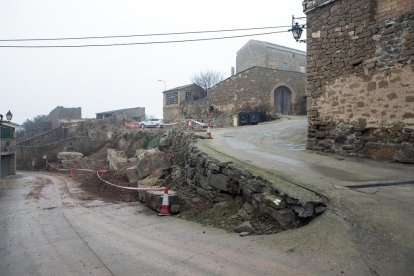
[231,67,235,76]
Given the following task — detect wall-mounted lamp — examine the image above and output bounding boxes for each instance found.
[289,15,307,43]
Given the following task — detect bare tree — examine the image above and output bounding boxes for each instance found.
[191,70,224,90]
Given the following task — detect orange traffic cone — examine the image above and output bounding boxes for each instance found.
[207,126,212,138]
[158,186,171,216]
[207,121,213,138]
[69,168,75,177]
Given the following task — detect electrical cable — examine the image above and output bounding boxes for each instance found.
[0,25,291,42]
[0,30,289,48]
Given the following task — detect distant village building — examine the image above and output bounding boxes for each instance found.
[163,84,207,123]
[236,40,306,74]
[48,106,82,129]
[304,0,414,163]
[96,107,145,121]
[163,40,307,125]
[0,120,18,178]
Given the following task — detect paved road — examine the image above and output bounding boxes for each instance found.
[1,172,334,276]
[198,116,414,276]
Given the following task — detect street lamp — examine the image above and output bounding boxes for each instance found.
[6,110,12,121]
[158,80,166,91]
[289,16,307,43]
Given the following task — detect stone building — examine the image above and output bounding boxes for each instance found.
[96,107,145,121]
[237,40,306,74]
[48,106,82,129]
[304,0,414,163]
[163,84,207,123]
[163,67,306,125]
[0,120,18,178]
[163,41,307,125]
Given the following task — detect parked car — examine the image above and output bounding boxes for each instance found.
[140,119,164,128]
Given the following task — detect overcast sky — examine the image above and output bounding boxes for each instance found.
[0,0,306,124]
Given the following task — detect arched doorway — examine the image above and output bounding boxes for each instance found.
[274,86,292,114]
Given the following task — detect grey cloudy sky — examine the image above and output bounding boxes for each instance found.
[0,0,306,124]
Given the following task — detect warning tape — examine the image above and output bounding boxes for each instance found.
[47,161,165,191]
[96,171,165,191]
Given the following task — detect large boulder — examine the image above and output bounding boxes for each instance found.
[107,149,128,171]
[135,149,171,179]
[125,149,171,183]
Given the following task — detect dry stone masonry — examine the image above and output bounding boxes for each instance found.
[162,130,326,228]
[305,0,414,163]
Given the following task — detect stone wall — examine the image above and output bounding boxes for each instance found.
[162,130,326,227]
[163,67,307,126]
[236,40,306,73]
[305,0,414,163]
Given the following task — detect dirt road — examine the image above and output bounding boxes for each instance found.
[1,172,334,276]
[198,116,414,276]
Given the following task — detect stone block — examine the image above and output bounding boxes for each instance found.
[209,173,228,191]
[245,179,267,193]
[264,195,286,209]
[125,165,139,183]
[136,150,172,179]
[266,207,296,227]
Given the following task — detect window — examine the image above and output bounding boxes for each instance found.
[299,65,305,73]
[165,91,178,105]
[0,126,13,138]
[282,62,289,70]
[185,91,192,102]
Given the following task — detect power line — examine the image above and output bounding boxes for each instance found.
[0,30,290,48]
[0,25,291,42]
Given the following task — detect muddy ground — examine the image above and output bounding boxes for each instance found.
[49,138,283,235]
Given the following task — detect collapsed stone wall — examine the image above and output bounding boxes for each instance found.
[162,130,326,227]
[306,0,414,163]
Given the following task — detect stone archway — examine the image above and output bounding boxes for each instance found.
[274,86,292,114]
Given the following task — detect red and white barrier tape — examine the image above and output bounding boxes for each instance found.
[96,171,165,191]
[48,162,165,191]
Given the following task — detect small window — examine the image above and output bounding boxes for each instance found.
[299,65,305,73]
[292,53,296,58]
[282,62,289,70]
[165,91,178,105]
[185,91,192,102]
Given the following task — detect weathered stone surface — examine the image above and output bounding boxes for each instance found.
[57,151,83,160]
[234,221,255,234]
[267,208,296,227]
[136,150,171,179]
[264,195,286,209]
[125,165,139,183]
[394,143,414,163]
[306,1,414,163]
[107,149,127,171]
[209,173,228,191]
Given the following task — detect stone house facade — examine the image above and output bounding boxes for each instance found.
[163,84,207,123]
[163,41,307,125]
[236,40,306,74]
[305,0,414,163]
[0,121,18,178]
[48,106,82,129]
[163,66,306,126]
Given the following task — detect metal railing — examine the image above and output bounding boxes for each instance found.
[0,138,16,154]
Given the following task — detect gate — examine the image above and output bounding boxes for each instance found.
[274,86,292,114]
